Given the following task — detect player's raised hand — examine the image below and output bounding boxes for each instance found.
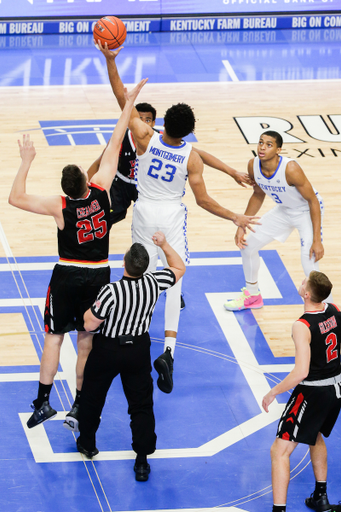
[18,134,36,163]
[124,78,148,104]
[96,40,124,60]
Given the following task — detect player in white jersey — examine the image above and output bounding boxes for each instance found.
[97,43,260,393]
[224,130,326,312]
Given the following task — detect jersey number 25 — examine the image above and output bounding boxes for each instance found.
[76,211,107,244]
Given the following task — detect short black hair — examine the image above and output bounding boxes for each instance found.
[61,165,87,198]
[136,102,156,121]
[124,243,150,277]
[164,103,195,139]
[307,271,333,303]
[261,130,283,148]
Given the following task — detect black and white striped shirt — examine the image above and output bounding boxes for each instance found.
[91,268,176,338]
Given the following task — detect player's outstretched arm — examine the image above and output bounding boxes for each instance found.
[234,159,265,248]
[187,151,260,232]
[97,43,126,111]
[97,42,153,155]
[262,320,311,412]
[192,147,254,187]
[97,42,142,123]
[92,78,148,193]
[9,135,63,224]
[87,148,106,181]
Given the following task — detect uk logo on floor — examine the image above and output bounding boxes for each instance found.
[39,119,198,146]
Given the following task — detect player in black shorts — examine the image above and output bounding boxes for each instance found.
[8,79,147,431]
[262,271,341,512]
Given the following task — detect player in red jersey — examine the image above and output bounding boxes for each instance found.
[262,271,341,512]
[8,78,147,430]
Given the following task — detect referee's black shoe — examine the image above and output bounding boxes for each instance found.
[305,493,337,512]
[134,456,150,482]
[76,438,99,459]
[153,346,173,394]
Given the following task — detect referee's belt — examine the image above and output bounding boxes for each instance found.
[301,373,341,387]
[116,170,136,185]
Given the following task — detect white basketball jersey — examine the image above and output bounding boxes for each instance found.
[135,132,192,201]
[253,156,315,211]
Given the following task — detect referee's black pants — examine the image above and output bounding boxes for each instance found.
[78,331,157,456]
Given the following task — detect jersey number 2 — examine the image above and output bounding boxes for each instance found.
[76,211,107,244]
[325,332,338,363]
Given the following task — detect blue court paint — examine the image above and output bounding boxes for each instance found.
[1,251,341,512]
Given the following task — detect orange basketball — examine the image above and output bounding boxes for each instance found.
[93,16,127,50]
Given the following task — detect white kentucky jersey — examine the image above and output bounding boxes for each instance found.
[135,132,192,202]
[254,156,317,211]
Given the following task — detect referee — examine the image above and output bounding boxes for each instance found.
[77,231,185,482]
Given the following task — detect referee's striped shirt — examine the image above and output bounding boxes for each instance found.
[91,269,176,338]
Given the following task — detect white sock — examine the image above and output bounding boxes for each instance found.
[245,282,259,295]
[164,337,176,357]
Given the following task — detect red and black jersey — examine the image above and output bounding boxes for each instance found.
[117,128,136,179]
[299,303,341,381]
[117,127,161,179]
[58,183,110,263]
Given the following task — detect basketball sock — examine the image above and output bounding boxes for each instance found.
[313,481,327,500]
[33,382,53,409]
[272,505,286,512]
[164,337,176,357]
[245,282,259,295]
[74,389,81,405]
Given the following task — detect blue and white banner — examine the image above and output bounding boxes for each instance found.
[1,15,341,36]
[0,0,340,17]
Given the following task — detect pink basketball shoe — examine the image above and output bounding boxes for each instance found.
[224,287,263,311]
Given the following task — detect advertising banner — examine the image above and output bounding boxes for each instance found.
[1,0,341,18]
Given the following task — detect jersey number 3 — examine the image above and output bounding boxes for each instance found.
[76,211,107,244]
[147,158,177,183]
[325,332,338,363]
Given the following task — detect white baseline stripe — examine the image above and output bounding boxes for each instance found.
[0,372,66,382]
[0,298,45,308]
[260,364,294,373]
[0,255,276,272]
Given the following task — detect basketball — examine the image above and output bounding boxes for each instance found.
[93,16,127,50]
